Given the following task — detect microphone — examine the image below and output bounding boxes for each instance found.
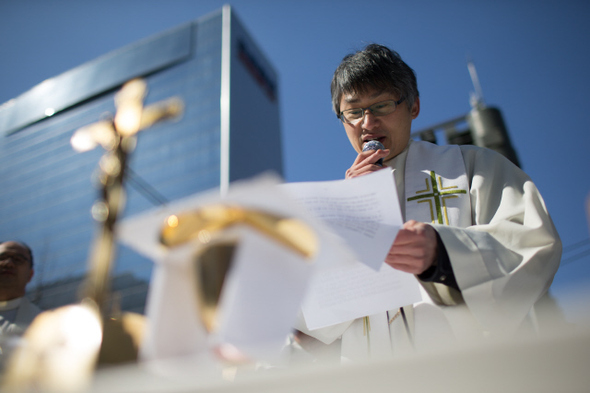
[362,140,385,167]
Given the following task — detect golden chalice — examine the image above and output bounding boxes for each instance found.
[159,204,317,361]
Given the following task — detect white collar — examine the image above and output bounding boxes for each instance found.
[0,297,23,311]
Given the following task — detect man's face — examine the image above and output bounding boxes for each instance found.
[0,242,34,300]
[339,89,420,161]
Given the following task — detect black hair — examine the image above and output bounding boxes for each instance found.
[331,44,419,116]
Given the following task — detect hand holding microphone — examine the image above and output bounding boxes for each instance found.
[362,140,386,167]
[345,140,389,179]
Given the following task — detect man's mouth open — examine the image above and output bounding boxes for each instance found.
[362,136,386,145]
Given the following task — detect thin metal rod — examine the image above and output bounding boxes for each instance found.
[125,167,168,206]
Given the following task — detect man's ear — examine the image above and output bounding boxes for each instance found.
[27,269,34,284]
[411,97,420,119]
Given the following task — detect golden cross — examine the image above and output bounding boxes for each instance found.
[70,78,183,315]
[407,171,467,225]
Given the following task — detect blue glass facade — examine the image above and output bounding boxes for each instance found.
[0,6,282,313]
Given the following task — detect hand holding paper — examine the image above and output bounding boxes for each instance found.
[282,169,422,330]
[386,219,438,275]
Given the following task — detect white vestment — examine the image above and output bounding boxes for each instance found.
[296,140,562,361]
[0,297,41,336]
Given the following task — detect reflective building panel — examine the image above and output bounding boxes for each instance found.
[0,6,282,313]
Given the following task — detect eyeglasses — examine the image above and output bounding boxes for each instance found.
[339,97,406,125]
[0,253,30,265]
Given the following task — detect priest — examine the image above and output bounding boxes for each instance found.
[294,44,562,361]
[0,241,41,336]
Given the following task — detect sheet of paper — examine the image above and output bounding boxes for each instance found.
[281,169,422,330]
[301,262,422,330]
[281,169,403,271]
[216,229,312,360]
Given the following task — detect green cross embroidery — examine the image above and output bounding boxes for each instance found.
[407,171,467,225]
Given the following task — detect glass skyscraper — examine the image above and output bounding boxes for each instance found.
[0,6,282,313]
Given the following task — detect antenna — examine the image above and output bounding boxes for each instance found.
[467,55,485,109]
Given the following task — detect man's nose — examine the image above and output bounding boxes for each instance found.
[361,110,379,129]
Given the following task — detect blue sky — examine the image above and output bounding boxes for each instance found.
[1,0,589,320]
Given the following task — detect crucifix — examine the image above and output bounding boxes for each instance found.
[3,79,183,391]
[71,78,183,316]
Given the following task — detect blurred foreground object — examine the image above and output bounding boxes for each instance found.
[3,302,102,391]
[89,326,590,393]
[160,204,316,332]
[2,79,183,392]
[117,176,327,369]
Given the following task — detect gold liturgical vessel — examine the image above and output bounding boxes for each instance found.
[159,205,317,338]
[2,79,183,392]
